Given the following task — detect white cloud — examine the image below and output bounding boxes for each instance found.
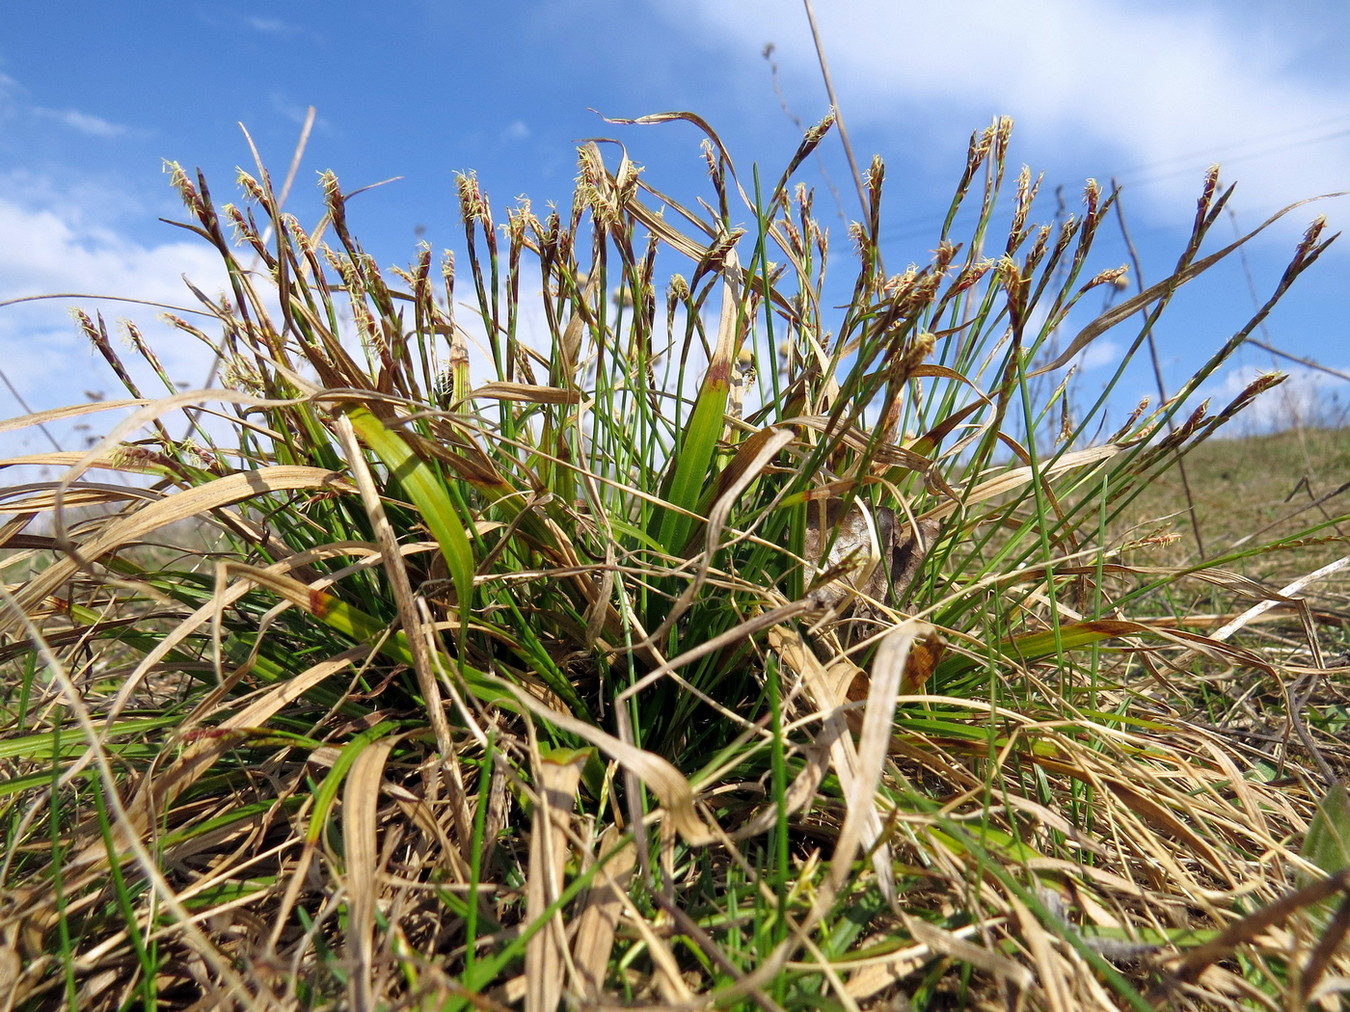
[1072,337,1125,374]
[34,107,127,138]
[0,184,232,457]
[0,195,221,312]
[500,120,531,143]
[269,93,328,131]
[668,1,1350,222]
[1204,363,1350,433]
[245,16,295,34]
[0,71,129,138]
[0,71,21,106]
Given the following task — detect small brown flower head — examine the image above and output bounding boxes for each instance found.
[1082,178,1101,218]
[285,214,316,258]
[223,203,251,246]
[1086,265,1129,289]
[319,169,341,205]
[996,255,1022,288]
[1199,164,1221,208]
[615,157,643,208]
[456,171,489,225]
[968,124,992,165]
[221,356,265,395]
[804,112,835,148]
[235,170,267,206]
[574,146,606,220]
[179,440,219,470]
[995,115,1014,150]
[108,444,170,473]
[1218,371,1284,421]
[704,230,745,272]
[952,259,994,294]
[1053,217,1077,257]
[1125,529,1183,552]
[903,332,936,371]
[794,181,813,218]
[932,239,958,275]
[865,154,885,197]
[164,161,204,217]
[1295,215,1328,262]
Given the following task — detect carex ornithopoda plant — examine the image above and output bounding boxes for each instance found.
[2,113,1347,1010]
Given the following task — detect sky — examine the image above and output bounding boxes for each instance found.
[1,0,1348,463]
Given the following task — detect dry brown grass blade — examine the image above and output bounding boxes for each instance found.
[707,243,746,386]
[730,732,831,842]
[832,622,931,909]
[1211,554,1350,646]
[571,826,637,1002]
[99,542,380,727]
[0,399,149,437]
[260,662,380,954]
[928,443,1123,519]
[498,680,716,846]
[66,646,369,882]
[1301,893,1350,1004]
[841,924,983,1000]
[9,555,379,932]
[903,911,1034,993]
[1005,892,1074,1012]
[467,381,583,405]
[1,464,348,637]
[801,0,867,216]
[0,484,157,515]
[524,750,585,1012]
[582,140,774,299]
[785,412,957,488]
[1171,867,1350,986]
[0,586,260,1007]
[333,411,455,756]
[342,736,396,1012]
[558,268,600,386]
[767,624,895,904]
[1104,781,1228,871]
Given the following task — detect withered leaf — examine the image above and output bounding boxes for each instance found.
[802,497,940,612]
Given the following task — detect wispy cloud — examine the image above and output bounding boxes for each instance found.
[0,181,229,453]
[671,1,1350,220]
[244,16,296,35]
[1,70,129,137]
[0,189,218,304]
[1205,363,1350,433]
[269,93,329,131]
[33,106,127,137]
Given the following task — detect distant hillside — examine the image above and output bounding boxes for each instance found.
[1116,426,1350,583]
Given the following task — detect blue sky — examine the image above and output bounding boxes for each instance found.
[2,0,1347,459]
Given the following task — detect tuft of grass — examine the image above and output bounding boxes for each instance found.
[1,112,1348,1011]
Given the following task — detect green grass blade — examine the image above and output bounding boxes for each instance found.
[343,404,476,630]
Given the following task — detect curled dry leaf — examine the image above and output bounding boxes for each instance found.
[802,495,940,615]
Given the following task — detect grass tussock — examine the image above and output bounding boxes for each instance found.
[2,113,1349,1011]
